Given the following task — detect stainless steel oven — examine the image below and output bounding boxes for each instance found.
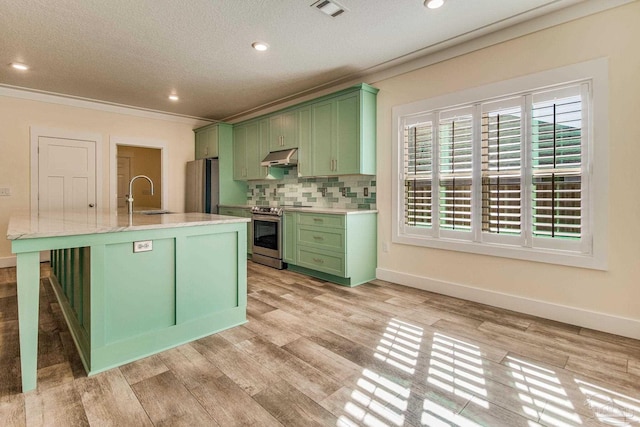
[251,206,284,269]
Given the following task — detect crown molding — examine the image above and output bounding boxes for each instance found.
[0,84,214,127]
[225,0,634,124]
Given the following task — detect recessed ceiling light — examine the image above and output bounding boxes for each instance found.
[168,94,179,101]
[10,62,29,71]
[252,42,269,52]
[425,0,445,9]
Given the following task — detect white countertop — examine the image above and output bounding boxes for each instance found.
[218,205,377,215]
[7,211,250,240]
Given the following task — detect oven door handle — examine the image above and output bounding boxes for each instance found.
[252,214,281,222]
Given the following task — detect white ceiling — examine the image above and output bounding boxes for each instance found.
[0,0,625,121]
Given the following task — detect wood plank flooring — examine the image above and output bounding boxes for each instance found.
[1,262,639,426]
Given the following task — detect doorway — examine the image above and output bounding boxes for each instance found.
[109,136,168,213]
[116,146,162,212]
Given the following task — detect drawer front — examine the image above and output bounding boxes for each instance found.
[297,213,345,229]
[298,227,344,252]
[297,247,345,277]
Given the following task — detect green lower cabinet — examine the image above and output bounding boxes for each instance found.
[283,211,297,264]
[297,246,345,277]
[287,211,376,287]
[219,207,252,255]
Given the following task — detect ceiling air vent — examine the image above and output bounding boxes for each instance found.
[312,0,346,18]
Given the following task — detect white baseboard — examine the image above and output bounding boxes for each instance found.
[0,252,50,268]
[376,267,640,340]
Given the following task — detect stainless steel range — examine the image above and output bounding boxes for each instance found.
[251,206,284,269]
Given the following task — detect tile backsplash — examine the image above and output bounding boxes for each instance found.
[247,167,376,210]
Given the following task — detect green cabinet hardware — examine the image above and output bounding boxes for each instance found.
[195,123,230,159]
[269,110,298,151]
[287,211,377,287]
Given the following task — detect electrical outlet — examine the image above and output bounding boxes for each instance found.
[341,187,347,197]
[0,187,10,196]
[133,240,153,253]
[364,187,369,197]
[250,188,255,196]
[273,188,277,196]
[382,242,388,253]
[321,188,327,197]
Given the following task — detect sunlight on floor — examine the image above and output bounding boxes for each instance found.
[577,378,640,426]
[374,318,423,374]
[427,333,487,401]
[337,322,639,427]
[505,355,579,426]
[339,318,423,426]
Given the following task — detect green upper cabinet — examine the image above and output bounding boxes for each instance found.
[269,110,298,151]
[304,84,378,177]
[297,106,312,177]
[232,83,378,179]
[233,123,249,180]
[233,118,283,181]
[309,99,334,176]
[194,123,227,159]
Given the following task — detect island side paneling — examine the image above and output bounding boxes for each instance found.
[46,222,247,375]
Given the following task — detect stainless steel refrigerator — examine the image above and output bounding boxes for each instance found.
[185,158,219,214]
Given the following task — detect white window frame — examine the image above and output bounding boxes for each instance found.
[391,58,608,270]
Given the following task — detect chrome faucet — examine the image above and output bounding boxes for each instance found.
[127,175,154,214]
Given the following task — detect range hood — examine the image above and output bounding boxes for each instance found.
[260,148,298,167]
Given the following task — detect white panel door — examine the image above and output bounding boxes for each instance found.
[38,136,97,221]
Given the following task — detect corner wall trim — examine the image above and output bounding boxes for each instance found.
[376,267,640,340]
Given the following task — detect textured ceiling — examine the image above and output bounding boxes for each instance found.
[0,0,617,121]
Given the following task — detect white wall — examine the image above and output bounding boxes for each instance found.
[0,95,204,264]
[374,3,640,337]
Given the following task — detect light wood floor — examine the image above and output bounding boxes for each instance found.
[0,262,639,426]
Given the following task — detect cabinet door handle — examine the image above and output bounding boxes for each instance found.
[313,218,323,223]
[313,236,324,241]
[312,257,324,264]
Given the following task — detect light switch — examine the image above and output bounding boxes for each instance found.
[0,187,10,196]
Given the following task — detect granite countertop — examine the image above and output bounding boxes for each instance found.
[218,205,377,215]
[7,211,250,240]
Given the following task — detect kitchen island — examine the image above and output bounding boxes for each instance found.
[7,212,249,392]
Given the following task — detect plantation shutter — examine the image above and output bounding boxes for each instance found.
[531,86,583,243]
[481,99,523,239]
[403,115,434,230]
[439,108,473,234]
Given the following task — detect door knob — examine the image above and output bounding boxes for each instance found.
[89,204,95,207]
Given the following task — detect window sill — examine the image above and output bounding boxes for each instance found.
[392,233,606,271]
